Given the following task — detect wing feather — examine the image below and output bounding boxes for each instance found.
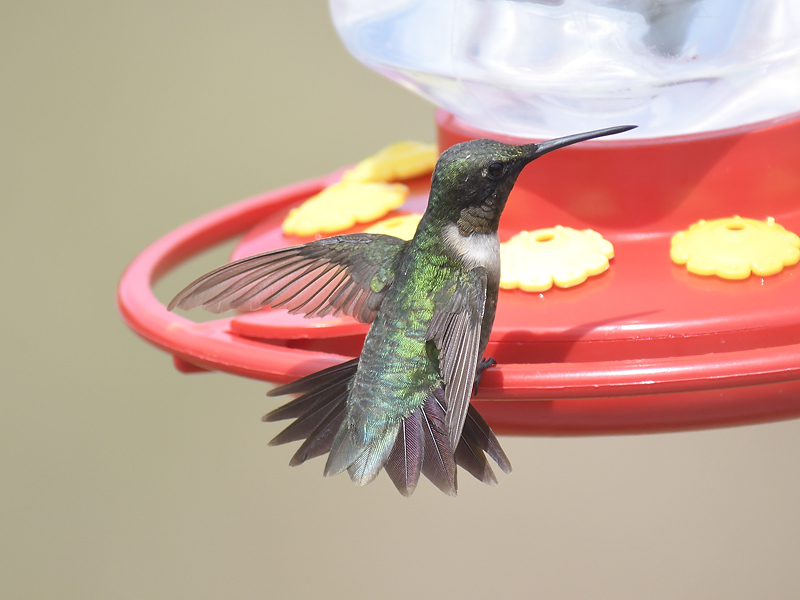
[426,268,487,453]
[168,234,409,324]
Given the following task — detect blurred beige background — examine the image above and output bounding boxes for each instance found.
[4,3,800,599]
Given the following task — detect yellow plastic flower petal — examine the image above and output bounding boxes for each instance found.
[341,141,438,183]
[670,216,800,280]
[364,213,423,241]
[500,226,614,292]
[282,181,408,237]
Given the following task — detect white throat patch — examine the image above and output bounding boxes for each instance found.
[443,222,500,275]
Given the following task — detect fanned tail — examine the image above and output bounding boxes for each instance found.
[264,359,356,467]
[265,360,511,496]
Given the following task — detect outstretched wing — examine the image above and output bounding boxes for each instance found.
[168,234,409,324]
[426,267,487,453]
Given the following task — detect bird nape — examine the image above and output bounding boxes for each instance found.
[169,124,636,496]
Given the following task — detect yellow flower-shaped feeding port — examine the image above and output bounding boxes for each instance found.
[670,216,800,280]
[282,181,409,237]
[500,226,614,292]
[282,141,437,237]
[364,213,423,241]
[341,141,438,183]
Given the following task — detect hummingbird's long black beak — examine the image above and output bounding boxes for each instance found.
[524,124,636,161]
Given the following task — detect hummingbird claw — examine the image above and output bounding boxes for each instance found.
[473,356,497,396]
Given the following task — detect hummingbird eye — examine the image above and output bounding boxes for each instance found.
[485,161,505,180]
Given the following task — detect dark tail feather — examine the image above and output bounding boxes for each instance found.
[288,399,347,467]
[420,394,457,496]
[462,404,512,474]
[430,390,503,489]
[267,358,359,398]
[383,393,508,495]
[455,436,497,486]
[268,388,348,446]
[385,409,424,496]
[263,386,333,424]
[264,359,510,495]
[265,361,355,463]
[263,359,357,422]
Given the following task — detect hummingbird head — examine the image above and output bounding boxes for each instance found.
[428,125,636,236]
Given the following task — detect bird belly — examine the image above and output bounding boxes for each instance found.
[348,306,439,425]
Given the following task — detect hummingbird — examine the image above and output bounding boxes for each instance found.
[169,124,635,496]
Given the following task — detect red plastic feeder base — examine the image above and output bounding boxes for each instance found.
[118,110,800,436]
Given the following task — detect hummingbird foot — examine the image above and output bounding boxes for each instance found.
[472,356,497,396]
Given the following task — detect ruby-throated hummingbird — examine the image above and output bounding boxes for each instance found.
[169,125,635,496]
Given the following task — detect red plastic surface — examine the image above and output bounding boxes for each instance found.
[118,110,800,435]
